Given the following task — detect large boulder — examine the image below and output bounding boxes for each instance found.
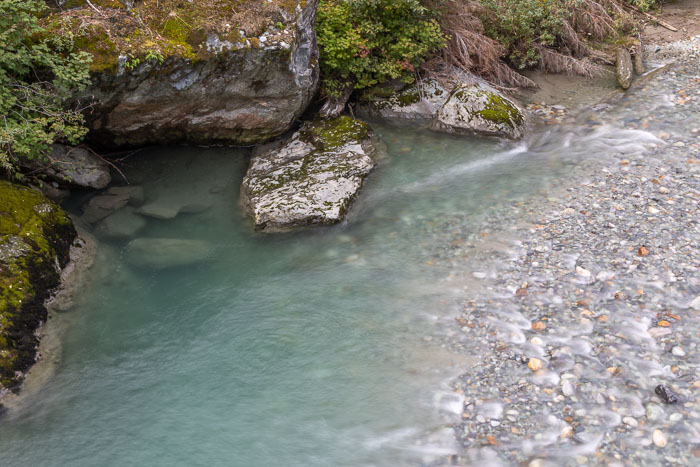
[21,144,111,190]
[241,116,379,232]
[0,181,76,393]
[51,1,320,146]
[356,80,450,122]
[431,82,526,139]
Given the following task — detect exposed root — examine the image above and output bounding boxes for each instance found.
[536,46,605,78]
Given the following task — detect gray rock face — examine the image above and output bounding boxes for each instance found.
[357,80,450,122]
[432,82,526,140]
[124,238,212,269]
[80,1,319,146]
[23,144,111,189]
[616,47,633,90]
[241,116,379,232]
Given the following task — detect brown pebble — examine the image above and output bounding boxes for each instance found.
[532,321,546,331]
[657,320,671,327]
[638,246,650,256]
[528,358,544,371]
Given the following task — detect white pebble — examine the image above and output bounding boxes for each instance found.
[653,429,667,448]
[623,417,638,427]
[672,346,686,357]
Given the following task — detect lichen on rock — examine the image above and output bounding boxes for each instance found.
[357,80,450,122]
[431,82,526,140]
[240,116,379,232]
[0,181,76,393]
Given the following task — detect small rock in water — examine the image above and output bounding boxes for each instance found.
[689,296,700,310]
[528,358,544,371]
[655,384,679,404]
[653,429,667,448]
[623,416,638,427]
[672,346,686,357]
[576,266,591,277]
[561,380,575,396]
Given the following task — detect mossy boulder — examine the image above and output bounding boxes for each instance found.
[616,46,633,90]
[431,82,526,140]
[45,1,320,146]
[241,116,379,232]
[0,182,76,393]
[356,80,450,123]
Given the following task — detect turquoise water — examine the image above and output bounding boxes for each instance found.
[0,122,635,466]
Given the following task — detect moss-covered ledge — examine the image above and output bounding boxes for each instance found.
[0,181,76,393]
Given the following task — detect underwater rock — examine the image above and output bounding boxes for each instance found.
[241,116,379,232]
[432,82,526,139]
[21,144,111,190]
[81,192,131,223]
[105,186,144,206]
[95,206,146,238]
[124,238,213,269]
[616,47,633,90]
[0,181,76,393]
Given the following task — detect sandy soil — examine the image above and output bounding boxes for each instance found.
[641,0,700,44]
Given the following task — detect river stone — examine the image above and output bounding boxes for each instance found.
[105,186,144,206]
[95,206,146,238]
[74,1,319,146]
[240,116,378,232]
[616,47,633,90]
[136,203,180,220]
[356,80,450,122]
[21,144,111,189]
[81,193,131,223]
[431,82,526,139]
[124,238,212,269]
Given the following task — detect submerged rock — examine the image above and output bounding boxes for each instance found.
[124,238,213,269]
[21,144,111,190]
[616,47,633,90]
[0,181,76,393]
[240,116,379,232]
[81,192,131,224]
[357,80,450,122]
[95,206,147,238]
[432,82,526,139]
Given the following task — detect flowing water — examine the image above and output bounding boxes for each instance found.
[0,103,669,465]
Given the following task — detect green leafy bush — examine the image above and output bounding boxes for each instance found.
[316,0,445,97]
[0,0,91,175]
[479,0,570,69]
[627,0,662,12]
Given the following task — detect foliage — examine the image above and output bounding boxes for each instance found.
[627,0,662,12]
[316,0,445,97]
[479,0,570,69]
[0,0,91,176]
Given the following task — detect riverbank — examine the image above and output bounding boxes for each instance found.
[446,36,700,465]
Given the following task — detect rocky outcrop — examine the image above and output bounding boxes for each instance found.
[58,1,320,146]
[357,79,525,140]
[21,144,111,190]
[241,116,379,232]
[616,46,633,90]
[0,181,76,394]
[432,83,526,140]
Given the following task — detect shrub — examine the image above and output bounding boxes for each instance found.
[479,0,570,69]
[0,0,91,176]
[316,0,446,97]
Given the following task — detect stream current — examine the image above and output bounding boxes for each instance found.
[0,93,669,465]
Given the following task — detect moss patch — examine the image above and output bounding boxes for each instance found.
[42,0,306,72]
[302,116,371,151]
[0,182,76,391]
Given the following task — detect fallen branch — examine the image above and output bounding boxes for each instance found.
[78,144,129,184]
[622,3,678,31]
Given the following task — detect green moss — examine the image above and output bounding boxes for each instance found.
[162,17,191,44]
[395,90,420,107]
[477,92,523,128]
[302,116,371,151]
[0,182,76,391]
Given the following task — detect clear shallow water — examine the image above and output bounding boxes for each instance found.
[0,122,651,466]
